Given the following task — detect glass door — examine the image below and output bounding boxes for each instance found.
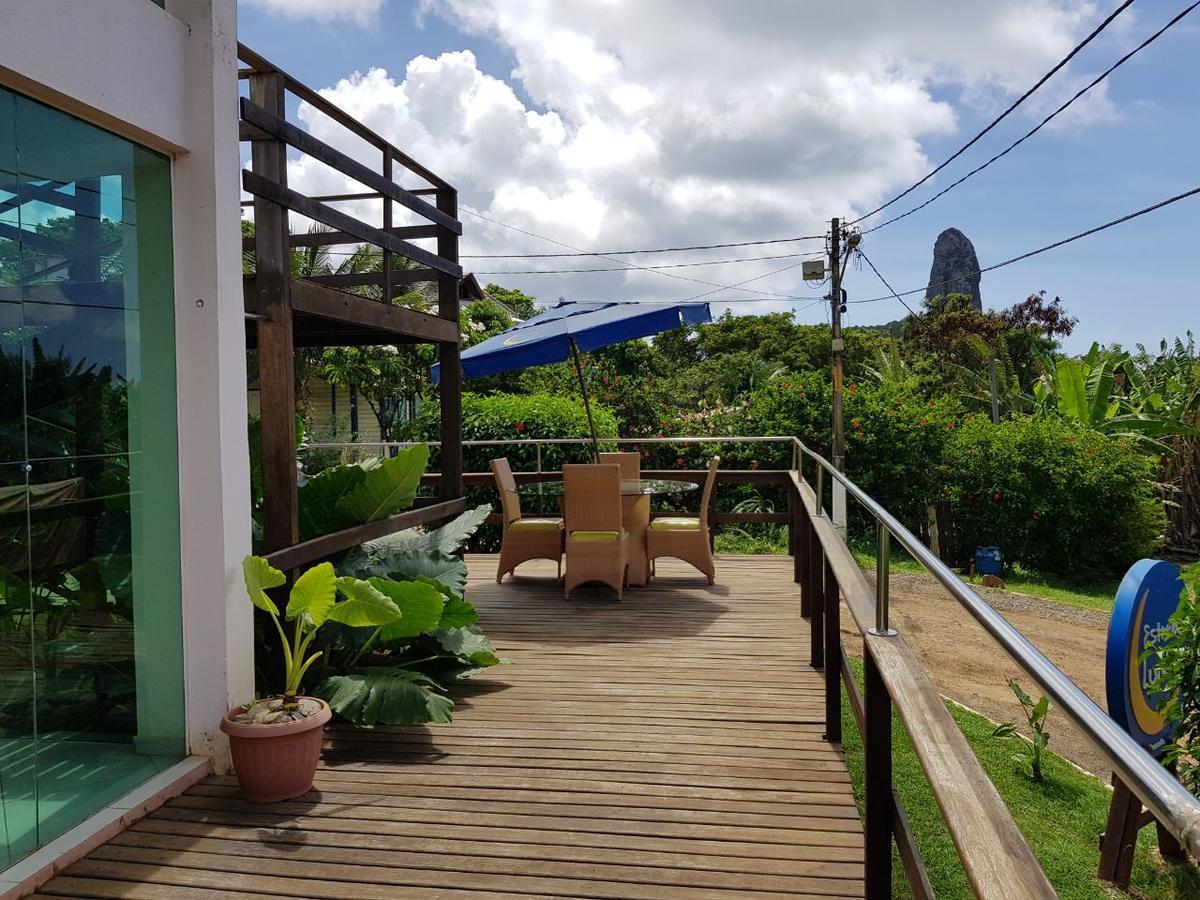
[0,85,185,869]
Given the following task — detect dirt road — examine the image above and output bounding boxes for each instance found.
[841,571,1115,780]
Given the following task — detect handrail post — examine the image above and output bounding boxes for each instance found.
[815,465,825,518]
[823,554,842,744]
[870,521,898,637]
[864,642,894,899]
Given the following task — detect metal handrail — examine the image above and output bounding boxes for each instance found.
[308,433,1200,856]
[791,435,1200,860]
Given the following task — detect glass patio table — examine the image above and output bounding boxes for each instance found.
[516,478,699,498]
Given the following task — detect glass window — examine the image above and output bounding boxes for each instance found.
[0,85,183,870]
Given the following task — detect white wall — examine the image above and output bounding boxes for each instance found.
[0,0,253,771]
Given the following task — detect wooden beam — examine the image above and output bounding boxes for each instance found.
[302,270,436,290]
[242,169,462,279]
[250,71,300,553]
[290,278,459,344]
[240,227,437,252]
[240,98,462,236]
[263,499,468,571]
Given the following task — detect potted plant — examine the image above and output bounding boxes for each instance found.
[220,555,403,802]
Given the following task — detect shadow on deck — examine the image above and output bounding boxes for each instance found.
[36,555,865,899]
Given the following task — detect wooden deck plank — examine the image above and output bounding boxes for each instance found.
[42,555,864,898]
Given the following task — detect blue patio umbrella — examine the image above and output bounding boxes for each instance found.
[432,299,713,458]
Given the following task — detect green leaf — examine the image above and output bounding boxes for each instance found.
[285,562,338,627]
[1032,696,1050,722]
[298,463,366,540]
[363,504,491,556]
[438,592,480,630]
[991,723,1017,739]
[368,577,446,640]
[1055,358,1088,424]
[243,555,285,615]
[314,668,454,725]
[336,444,429,524]
[329,577,403,628]
[380,550,470,596]
[435,626,502,667]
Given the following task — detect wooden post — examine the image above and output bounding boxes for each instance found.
[1099,775,1186,889]
[810,545,825,671]
[795,494,807,600]
[382,153,393,304]
[823,556,842,743]
[251,70,299,552]
[864,641,894,899]
[436,187,462,502]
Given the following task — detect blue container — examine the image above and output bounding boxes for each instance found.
[975,546,1003,577]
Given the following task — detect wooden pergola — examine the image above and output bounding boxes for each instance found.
[237,45,464,572]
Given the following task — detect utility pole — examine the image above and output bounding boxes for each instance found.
[829,217,845,475]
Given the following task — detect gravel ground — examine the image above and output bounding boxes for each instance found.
[842,570,1115,781]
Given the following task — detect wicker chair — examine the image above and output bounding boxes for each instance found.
[597,451,640,480]
[563,463,631,600]
[647,456,719,584]
[491,458,563,583]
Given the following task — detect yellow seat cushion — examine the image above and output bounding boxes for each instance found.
[568,530,620,543]
[650,516,702,531]
[510,517,562,532]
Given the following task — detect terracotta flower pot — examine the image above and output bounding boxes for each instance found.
[219,698,332,803]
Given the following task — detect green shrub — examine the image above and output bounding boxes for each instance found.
[738,374,960,530]
[944,416,1162,574]
[402,391,618,474]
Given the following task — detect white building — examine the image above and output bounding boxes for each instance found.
[0,0,253,884]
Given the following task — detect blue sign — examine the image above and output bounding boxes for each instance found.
[1105,559,1184,753]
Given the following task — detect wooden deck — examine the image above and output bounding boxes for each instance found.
[35,555,864,900]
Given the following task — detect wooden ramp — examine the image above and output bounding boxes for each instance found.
[36,555,864,899]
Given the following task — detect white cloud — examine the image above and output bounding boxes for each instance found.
[273,1,1128,314]
[242,0,383,27]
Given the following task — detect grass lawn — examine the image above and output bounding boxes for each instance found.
[840,657,1199,898]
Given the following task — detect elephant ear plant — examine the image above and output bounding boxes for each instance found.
[240,555,403,720]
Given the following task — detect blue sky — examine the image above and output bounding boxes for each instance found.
[239,1,1199,354]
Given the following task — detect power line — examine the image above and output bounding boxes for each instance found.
[460,234,824,259]
[459,204,810,300]
[848,0,1135,227]
[863,0,1199,235]
[472,251,825,275]
[855,248,917,314]
[850,184,1200,305]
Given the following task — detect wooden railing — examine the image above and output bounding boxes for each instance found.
[313,435,1200,897]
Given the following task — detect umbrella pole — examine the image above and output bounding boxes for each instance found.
[569,338,600,463]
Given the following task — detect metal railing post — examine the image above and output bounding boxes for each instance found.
[870,521,897,637]
[864,641,894,899]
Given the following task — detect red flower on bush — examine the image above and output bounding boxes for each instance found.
[992,492,1002,502]
[515,422,526,432]
[642,450,650,459]
[799,392,808,399]
[782,382,791,389]
[848,383,858,393]
[921,418,930,426]
[676,457,685,466]
[1031,513,1040,521]
[946,421,955,430]
[1068,435,1077,444]
[967,494,974,502]
[1087,449,1094,456]
[851,419,863,430]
